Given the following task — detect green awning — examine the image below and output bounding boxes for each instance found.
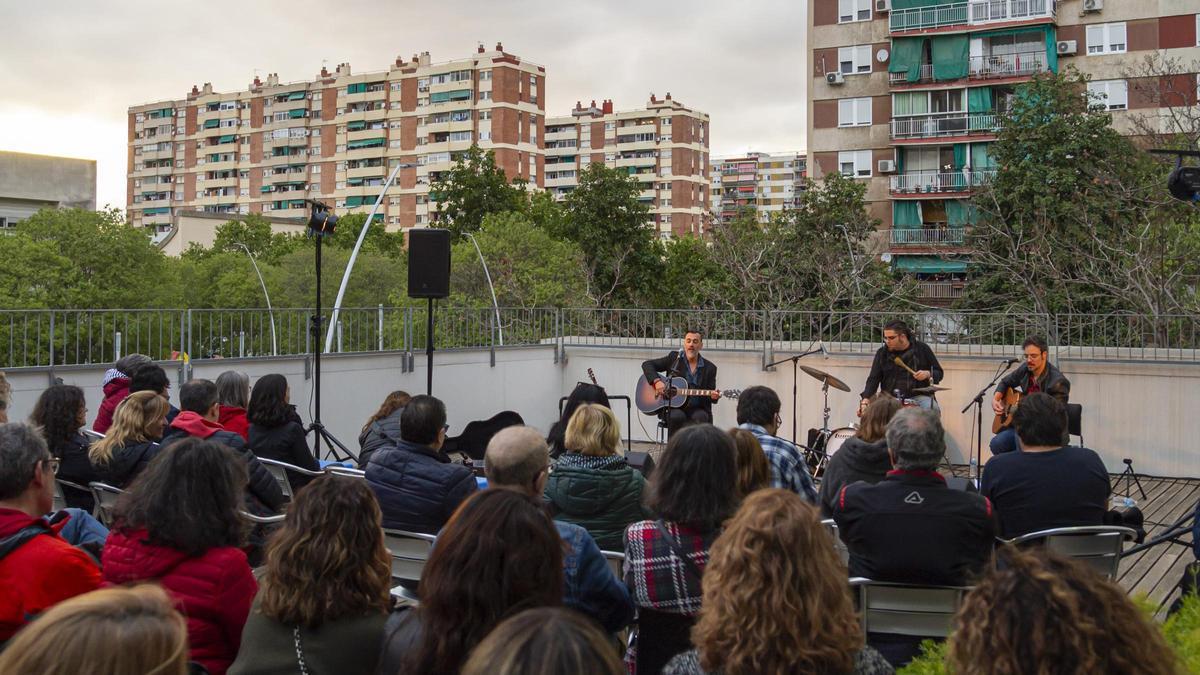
[931,34,969,81]
[218,135,236,143]
[208,154,222,162]
[287,91,307,101]
[889,37,927,83]
[203,119,220,129]
[347,121,367,131]
[946,200,977,226]
[142,207,171,215]
[288,109,307,119]
[447,89,471,101]
[893,256,969,273]
[345,196,367,207]
[347,83,367,94]
[894,201,923,229]
[260,186,274,193]
[149,108,174,118]
[347,138,385,149]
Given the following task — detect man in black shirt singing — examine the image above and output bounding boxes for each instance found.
[860,320,944,413]
[641,330,719,436]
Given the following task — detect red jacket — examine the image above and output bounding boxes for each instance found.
[93,376,131,434]
[0,508,102,641]
[103,528,256,675]
[218,405,250,442]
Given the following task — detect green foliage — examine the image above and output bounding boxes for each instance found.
[272,246,406,309]
[1163,592,1200,673]
[429,145,527,240]
[647,235,730,309]
[897,639,950,675]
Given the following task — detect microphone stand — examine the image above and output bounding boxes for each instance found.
[765,345,825,446]
[962,360,1017,485]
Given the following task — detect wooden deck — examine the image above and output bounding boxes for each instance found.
[1115,474,1199,616]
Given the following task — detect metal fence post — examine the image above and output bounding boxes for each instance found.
[336,321,343,353]
[185,310,193,381]
[762,310,774,371]
[114,331,122,362]
[489,311,496,368]
[377,304,384,352]
[47,311,55,385]
[554,309,562,364]
[238,331,245,358]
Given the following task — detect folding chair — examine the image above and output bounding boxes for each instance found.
[382,528,438,594]
[258,457,324,499]
[850,578,970,639]
[54,478,89,513]
[821,518,850,565]
[88,482,125,528]
[1007,525,1136,580]
[601,550,625,581]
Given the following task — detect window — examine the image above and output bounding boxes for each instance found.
[1086,22,1127,54]
[838,45,873,74]
[479,130,492,141]
[479,91,492,101]
[479,70,492,81]
[838,0,871,23]
[1088,80,1128,110]
[838,97,872,126]
[838,150,872,177]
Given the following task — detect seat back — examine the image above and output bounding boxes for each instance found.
[325,466,367,479]
[602,550,625,581]
[635,608,696,675]
[1066,404,1083,444]
[821,518,850,565]
[1009,526,1135,580]
[383,529,437,586]
[88,482,126,527]
[258,458,294,499]
[52,480,68,512]
[851,578,969,638]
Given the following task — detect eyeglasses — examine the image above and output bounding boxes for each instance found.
[44,457,60,476]
[773,412,783,426]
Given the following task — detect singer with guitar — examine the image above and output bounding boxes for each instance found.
[860,320,944,414]
[990,336,1070,455]
[641,330,719,436]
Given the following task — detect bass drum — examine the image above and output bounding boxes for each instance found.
[823,427,858,458]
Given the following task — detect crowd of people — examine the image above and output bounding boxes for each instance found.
[0,356,1188,675]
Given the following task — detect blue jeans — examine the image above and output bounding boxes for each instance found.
[990,428,1019,455]
[57,508,109,547]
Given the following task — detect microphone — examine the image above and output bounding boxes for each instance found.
[1004,357,1020,365]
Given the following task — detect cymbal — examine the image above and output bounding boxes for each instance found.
[800,365,851,393]
[912,385,951,394]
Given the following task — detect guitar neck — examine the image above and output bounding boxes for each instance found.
[674,388,718,396]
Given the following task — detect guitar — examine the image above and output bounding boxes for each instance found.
[992,389,1022,434]
[634,376,742,415]
[587,368,599,386]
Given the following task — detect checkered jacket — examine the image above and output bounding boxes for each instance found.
[623,520,718,617]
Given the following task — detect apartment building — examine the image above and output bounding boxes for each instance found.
[709,152,807,224]
[806,0,1200,303]
[127,43,545,236]
[543,95,710,238]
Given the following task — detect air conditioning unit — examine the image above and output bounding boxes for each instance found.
[876,0,891,12]
[826,72,845,85]
[1056,40,1077,55]
[1083,0,1102,12]
[878,159,897,174]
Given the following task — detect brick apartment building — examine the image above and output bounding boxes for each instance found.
[709,151,807,224]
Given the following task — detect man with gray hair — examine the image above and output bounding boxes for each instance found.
[0,423,102,641]
[832,408,995,586]
[484,426,633,633]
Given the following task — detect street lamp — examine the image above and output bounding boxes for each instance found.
[462,231,504,346]
[325,161,418,353]
[231,241,278,356]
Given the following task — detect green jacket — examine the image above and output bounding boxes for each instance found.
[544,454,651,550]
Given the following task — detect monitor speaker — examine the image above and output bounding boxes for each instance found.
[627,451,656,478]
[407,228,451,299]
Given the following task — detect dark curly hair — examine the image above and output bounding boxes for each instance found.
[247,374,292,428]
[114,438,247,556]
[29,384,86,447]
[646,424,738,532]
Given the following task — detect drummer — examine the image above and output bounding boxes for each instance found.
[860,320,944,413]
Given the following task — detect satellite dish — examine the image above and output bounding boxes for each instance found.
[881,252,893,263]
[876,49,890,63]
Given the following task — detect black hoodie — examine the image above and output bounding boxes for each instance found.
[819,436,892,517]
[92,440,161,489]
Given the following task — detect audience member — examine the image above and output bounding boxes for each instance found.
[728,428,770,498]
[665,489,892,675]
[128,363,180,424]
[948,547,1178,675]
[103,439,256,675]
[93,353,152,433]
[377,489,563,674]
[215,370,251,441]
[365,394,477,534]
[547,382,610,459]
[0,423,102,642]
[230,475,391,674]
[736,386,818,502]
[357,389,411,468]
[819,393,903,516]
[88,390,167,489]
[30,384,97,510]
[485,425,634,633]
[0,585,189,675]
[461,607,624,675]
[247,374,319,490]
[981,392,1110,539]
[162,379,285,516]
[544,403,649,549]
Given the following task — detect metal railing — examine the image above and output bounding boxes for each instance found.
[2,307,1200,369]
[891,113,1001,140]
[969,0,1055,24]
[969,50,1049,79]
[891,227,968,246]
[917,281,968,300]
[889,170,996,194]
[889,2,968,31]
[889,0,1053,31]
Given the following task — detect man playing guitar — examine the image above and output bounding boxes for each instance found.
[641,330,719,436]
[990,335,1070,455]
[860,320,943,415]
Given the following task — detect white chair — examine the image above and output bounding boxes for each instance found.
[88,482,125,528]
[382,528,437,587]
[240,511,286,525]
[325,466,367,479]
[601,550,625,581]
[258,457,324,499]
[53,478,89,513]
[1006,525,1136,580]
[821,518,850,566]
[850,578,971,639]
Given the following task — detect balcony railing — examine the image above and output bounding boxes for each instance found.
[891,112,1000,140]
[889,50,1048,84]
[916,281,967,300]
[891,226,967,246]
[969,0,1055,24]
[890,169,996,194]
[890,2,968,32]
[890,0,1054,31]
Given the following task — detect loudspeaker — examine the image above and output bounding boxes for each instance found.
[407,228,451,298]
[627,451,656,478]
[946,476,978,493]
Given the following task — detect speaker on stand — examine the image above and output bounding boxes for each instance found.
[408,229,451,395]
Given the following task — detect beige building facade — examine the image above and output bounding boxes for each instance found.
[0,151,96,229]
[709,151,807,224]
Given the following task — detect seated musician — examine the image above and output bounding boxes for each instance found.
[640,330,719,436]
[990,336,1069,455]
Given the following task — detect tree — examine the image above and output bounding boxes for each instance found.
[1125,52,1200,152]
[428,145,527,239]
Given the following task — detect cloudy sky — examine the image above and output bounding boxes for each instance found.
[0,0,807,210]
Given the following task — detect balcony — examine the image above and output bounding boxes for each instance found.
[890,50,1049,85]
[916,280,966,301]
[891,226,966,246]
[889,0,1054,32]
[889,169,995,195]
[891,112,1000,140]
[969,0,1055,25]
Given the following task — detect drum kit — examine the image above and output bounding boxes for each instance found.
[797,364,950,477]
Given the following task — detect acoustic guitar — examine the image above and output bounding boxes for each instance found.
[634,376,741,415]
[992,389,1022,433]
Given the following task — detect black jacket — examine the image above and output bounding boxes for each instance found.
[861,340,944,400]
[365,439,478,535]
[997,361,1070,404]
[641,351,719,415]
[249,421,320,490]
[818,437,892,517]
[93,440,161,490]
[52,433,99,511]
[357,408,403,469]
[162,425,286,514]
[833,470,996,586]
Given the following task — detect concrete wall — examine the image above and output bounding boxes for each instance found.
[5,344,1200,477]
[0,151,96,213]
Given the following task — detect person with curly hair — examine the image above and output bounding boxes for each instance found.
[664,489,892,675]
[30,384,97,510]
[230,474,392,674]
[357,389,412,468]
[947,546,1179,675]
